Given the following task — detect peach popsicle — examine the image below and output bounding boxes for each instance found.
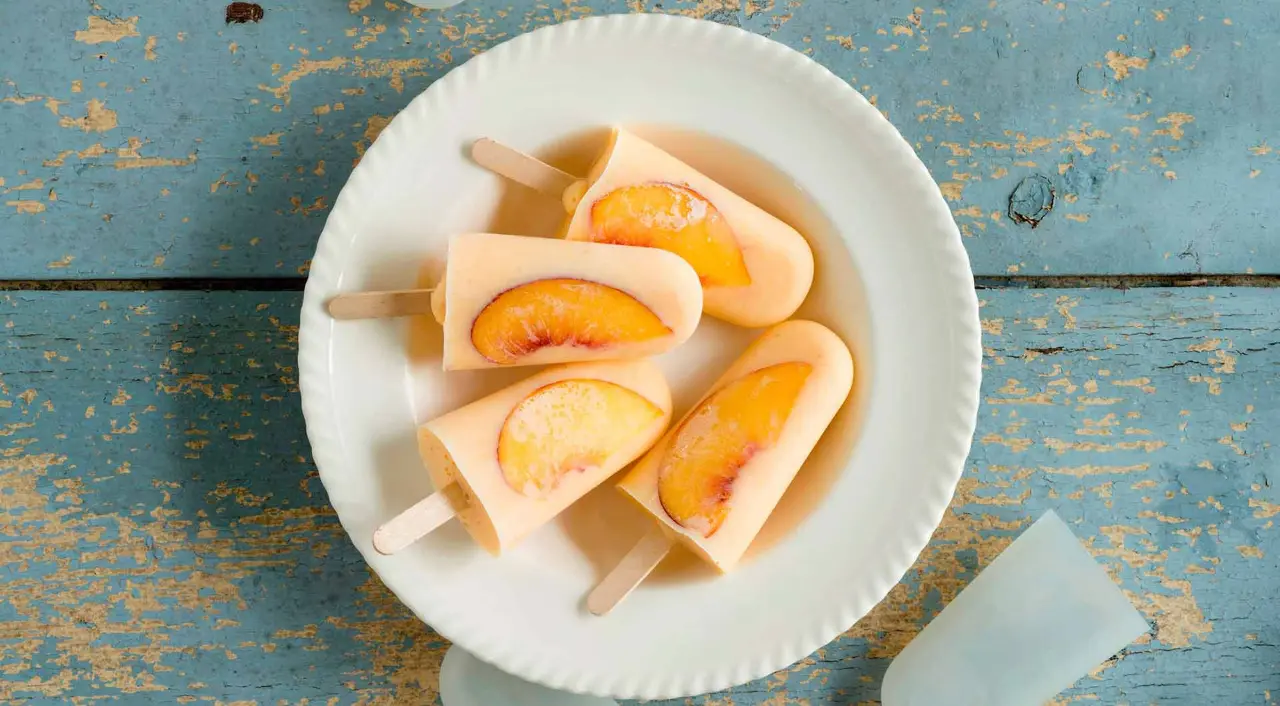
[373,359,673,556]
[472,130,815,328]
[431,233,702,371]
[587,320,853,615]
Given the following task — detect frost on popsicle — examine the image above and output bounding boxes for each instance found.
[498,379,665,497]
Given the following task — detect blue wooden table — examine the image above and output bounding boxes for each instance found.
[3,1,1277,704]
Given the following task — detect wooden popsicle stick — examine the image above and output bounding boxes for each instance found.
[327,288,436,320]
[372,482,468,555]
[471,137,579,197]
[587,526,674,616]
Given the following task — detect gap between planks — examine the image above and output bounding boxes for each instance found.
[0,274,1277,292]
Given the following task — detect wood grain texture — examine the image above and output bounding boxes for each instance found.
[2,1,1276,279]
[1,289,1276,704]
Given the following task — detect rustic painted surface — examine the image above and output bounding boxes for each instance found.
[4,0,1279,703]
[2,1,1278,278]
[1,289,1276,704]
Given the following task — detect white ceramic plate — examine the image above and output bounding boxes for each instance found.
[298,13,981,701]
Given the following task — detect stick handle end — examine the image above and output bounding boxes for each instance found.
[372,483,465,555]
[586,526,673,616]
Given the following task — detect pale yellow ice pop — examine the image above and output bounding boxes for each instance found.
[373,359,673,556]
[430,233,702,371]
[588,320,853,613]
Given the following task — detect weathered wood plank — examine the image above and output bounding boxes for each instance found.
[3,1,1276,278]
[1,288,1277,704]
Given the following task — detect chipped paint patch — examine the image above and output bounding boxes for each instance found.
[58,99,118,133]
[940,181,965,201]
[354,115,393,161]
[1144,579,1213,647]
[259,57,348,103]
[6,201,46,214]
[250,132,283,147]
[1250,499,1280,519]
[113,138,197,170]
[1153,112,1196,140]
[1043,463,1149,477]
[1105,50,1150,80]
[74,16,140,44]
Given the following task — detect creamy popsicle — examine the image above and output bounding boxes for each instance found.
[374,359,672,555]
[431,233,703,371]
[588,320,853,613]
[559,129,815,328]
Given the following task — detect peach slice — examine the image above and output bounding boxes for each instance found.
[656,362,813,536]
[471,278,671,365]
[587,183,752,288]
[498,379,665,497]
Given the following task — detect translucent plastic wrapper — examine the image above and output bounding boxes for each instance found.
[882,510,1149,706]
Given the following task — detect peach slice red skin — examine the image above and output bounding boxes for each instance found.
[469,278,673,365]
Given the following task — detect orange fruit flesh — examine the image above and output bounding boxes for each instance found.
[587,183,752,288]
[656,362,813,537]
[470,278,671,365]
[497,379,664,497]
